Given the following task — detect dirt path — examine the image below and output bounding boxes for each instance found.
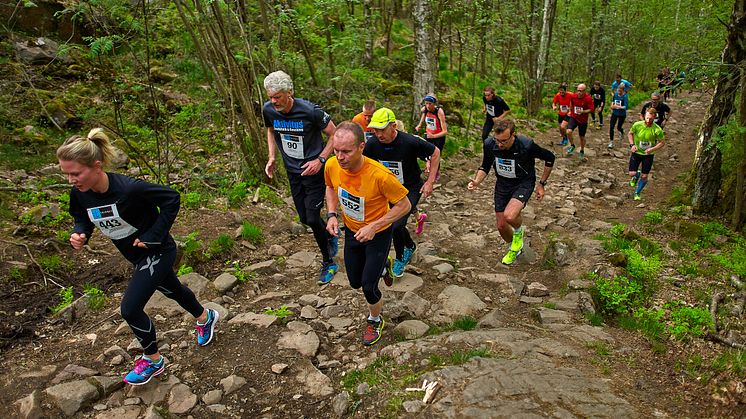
[3,91,723,418]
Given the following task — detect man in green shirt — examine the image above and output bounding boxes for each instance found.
[627,108,665,201]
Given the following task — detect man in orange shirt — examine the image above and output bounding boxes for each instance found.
[351,100,376,142]
[325,122,411,346]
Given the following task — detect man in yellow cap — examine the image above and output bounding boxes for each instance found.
[364,107,440,277]
[325,122,411,346]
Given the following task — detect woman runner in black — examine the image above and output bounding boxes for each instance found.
[57,128,219,386]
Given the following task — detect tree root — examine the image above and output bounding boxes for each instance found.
[705,333,746,350]
[710,292,725,333]
[0,239,65,289]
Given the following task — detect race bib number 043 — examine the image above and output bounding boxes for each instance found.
[87,203,137,240]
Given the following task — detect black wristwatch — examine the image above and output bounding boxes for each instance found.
[539,180,547,186]
[318,155,327,164]
[327,212,337,221]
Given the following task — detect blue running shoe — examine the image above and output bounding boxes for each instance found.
[401,244,417,266]
[196,308,219,346]
[329,233,339,258]
[392,258,405,278]
[123,355,165,386]
[566,144,576,154]
[318,261,338,285]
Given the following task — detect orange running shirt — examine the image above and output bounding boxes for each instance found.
[324,156,409,233]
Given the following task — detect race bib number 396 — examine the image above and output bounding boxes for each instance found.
[380,161,404,184]
[339,188,365,222]
[87,203,137,240]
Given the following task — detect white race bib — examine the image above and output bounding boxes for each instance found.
[613,100,622,107]
[486,104,495,117]
[280,133,304,159]
[574,106,583,114]
[639,141,652,150]
[380,161,404,184]
[560,105,569,113]
[495,158,517,179]
[593,93,601,100]
[87,203,137,240]
[425,116,437,131]
[339,187,365,222]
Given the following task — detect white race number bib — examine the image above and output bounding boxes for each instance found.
[574,106,583,115]
[613,100,622,107]
[280,134,305,159]
[425,116,437,131]
[495,158,517,179]
[380,161,404,184]
[639,141,652,150]
[486,104,495,117]
[87,203,137,240]
[560,105,569,113]
[339,187,365,222]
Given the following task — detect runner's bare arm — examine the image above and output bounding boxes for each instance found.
[266,127,277,178]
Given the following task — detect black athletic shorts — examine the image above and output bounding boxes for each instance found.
[566,117,588,136]
[557,114,569,125]
[494,180,534,212]
[427,137,445,152]
[628,153,655,175]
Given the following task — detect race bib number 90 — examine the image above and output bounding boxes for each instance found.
[339,187,365,222]
[87,204,137,240]
[559,105,569,113]
[495,158,517,179]
[280,134,305,159]
[380,161,404,184]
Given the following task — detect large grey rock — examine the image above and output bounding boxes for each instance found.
[89,375,125,396]
[295,359,334,397]
[477,273,524,296]
[168,384,197,414]
[461,232,486,248]
[388,273,424,292]
[287,251,317,268]
[220,375,247,395]
[213,273,239,294]
[15,37,71,65]
[538,308,572,325]
[146,273,212,315]
[433,262,455,275]
[127,374,180,405]
[19,365,56,380]
[277,321,320,357]
[228,312,277,328]
[332,391,350,417]
[45,379,99,416]
[51,364,99,384]
[246,260,277,274]
[394,320,430,339]
[202,389,223,405]
[14,390,42,419]
[402,291,430,317]
[478,309,504,329]
[527,282,550,297]
[437,285,486,317]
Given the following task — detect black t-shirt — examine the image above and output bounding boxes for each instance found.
[483,95,511,119]
[363,131,437,190]
[640,101,671,125]
[262,98,332,174]
[590,86,606,104]
[479,134,555,186]
[69,173,179,264]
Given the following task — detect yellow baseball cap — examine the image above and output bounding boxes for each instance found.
[367,107,396,130]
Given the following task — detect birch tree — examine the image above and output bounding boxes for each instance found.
[412,0,435,120]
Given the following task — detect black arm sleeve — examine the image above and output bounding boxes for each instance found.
[530,142,555,167]
[478,138,495,174]
[69,191,94,239]
[133,180,180,244]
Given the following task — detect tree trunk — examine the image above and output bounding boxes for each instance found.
[526,0,557,115]
[734,70,746,229]
[363,0,373,65]
[412,0,434,121]
[693,0,746,213]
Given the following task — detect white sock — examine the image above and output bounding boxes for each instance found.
[368,315,381,323]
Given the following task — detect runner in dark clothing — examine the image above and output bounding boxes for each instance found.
[58,128,218,386]
[467,120,555,266]
[481,87,511,140]
[263,70,339,285]
[639,92,672,129]
[589,81,605,129]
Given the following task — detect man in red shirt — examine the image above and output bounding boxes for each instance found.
[552,83,573,145]
[566,83,594,159]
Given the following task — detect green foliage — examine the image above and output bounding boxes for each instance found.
[225,182,249,208]
[182,192,202,209]
[710,350,745,376]
[176,264,193,276]
[447,316,478,331]
[7,266,25,283]
[622,248,662,284]
[587,341,611,357]
[240,222,263,245]
[263,305,294,318]
[38,255,65,273]
[179,231,203,261]
[226,260,254,282]
[642,210,664,225]
[592,274,644,317]
[710,234,746,278]
[83,35,124,58]
[204,233,234,259]
[84,285,107,310]
[51,286,74,314]
[665,301,713,340]
[256,184,283,206]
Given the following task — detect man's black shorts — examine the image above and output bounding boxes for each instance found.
[567,117,588,136]
[628,153,655,174]
[494,180,534,212]
[557,114,569,125]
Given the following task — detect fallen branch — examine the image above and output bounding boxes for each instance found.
[731,275,744,290]
[84,311,119,332]
[710,292,725,333]
[83,245,113,256]
[0,239,65,288]
[705,333,746,350]
[734,291,745,318]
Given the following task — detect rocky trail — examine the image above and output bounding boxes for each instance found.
[3,92,720,418]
